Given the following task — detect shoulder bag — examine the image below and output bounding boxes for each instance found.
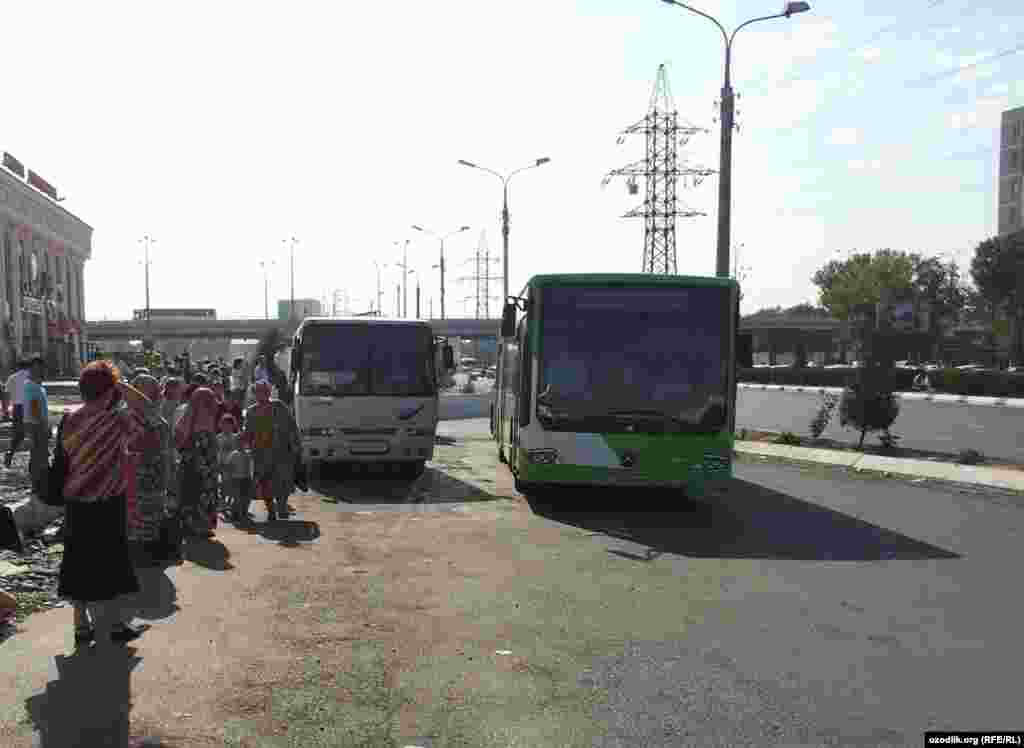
[42,414,69,507]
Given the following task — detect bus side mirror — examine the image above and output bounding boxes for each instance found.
[501,303,516,338]
[443,345,455,371]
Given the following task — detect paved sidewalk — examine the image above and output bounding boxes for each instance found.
[735,439,1024,493]
[739,382,1024,409]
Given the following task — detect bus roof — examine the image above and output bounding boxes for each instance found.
[522,273,738,291]
[295,317,433,334]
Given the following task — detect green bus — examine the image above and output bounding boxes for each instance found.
[492,273,739,498]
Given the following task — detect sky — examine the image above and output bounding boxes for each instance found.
[3,0,1023,320]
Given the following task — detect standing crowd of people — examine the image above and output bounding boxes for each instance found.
[1,351,303,651]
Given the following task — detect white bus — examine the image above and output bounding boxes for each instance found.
[289,317,454,479]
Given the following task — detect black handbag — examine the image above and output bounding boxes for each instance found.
[41,415,69,507]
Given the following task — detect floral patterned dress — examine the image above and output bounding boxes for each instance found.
[127,411,172,545]
[178,430,219,534]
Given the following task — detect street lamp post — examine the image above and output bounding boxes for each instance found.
[660,0,810,277]
[259,259,275,320]
[457,157,550,303]
[393,240,413,318]
[373,260,387,317]
[139,235,155,345]
[412,224,470,320]
[283,237,298,320]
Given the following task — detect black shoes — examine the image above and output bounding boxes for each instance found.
[74,622,148,647]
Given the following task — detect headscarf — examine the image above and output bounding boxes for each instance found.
[174,386,220,448]
[131,374,164,452]
[132,374,162,405]
[62,381,151,500]
[253,380,272,403]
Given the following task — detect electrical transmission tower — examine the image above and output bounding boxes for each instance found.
[458,229,502,319]
[602,63,715,275]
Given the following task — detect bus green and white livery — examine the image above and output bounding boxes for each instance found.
[290,317,454,480]
[492,273,739,497]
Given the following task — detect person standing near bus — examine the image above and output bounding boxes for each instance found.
[23,357,50,496]
[229,358,246,406]
[243,380,300,522]
[4,360,29,468]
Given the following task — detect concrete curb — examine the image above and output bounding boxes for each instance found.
[735,440,1024,492]
[738,383,1024,409]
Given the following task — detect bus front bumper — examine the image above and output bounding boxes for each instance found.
[301,434,436,463]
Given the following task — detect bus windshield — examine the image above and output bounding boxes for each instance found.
[537,285,731,431]
[300,325,436,397]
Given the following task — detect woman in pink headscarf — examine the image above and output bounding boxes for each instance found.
[175,387,221,538]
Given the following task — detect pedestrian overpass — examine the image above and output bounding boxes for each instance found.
[85,317,503,344]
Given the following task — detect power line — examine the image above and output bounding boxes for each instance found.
[905,41,1024,87]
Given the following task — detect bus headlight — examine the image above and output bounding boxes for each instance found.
[303,427,335,437]
[527,449,559,465]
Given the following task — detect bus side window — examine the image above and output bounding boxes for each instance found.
[518,318,531,426]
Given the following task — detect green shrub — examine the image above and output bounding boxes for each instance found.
[877,430,901,451]
[809,391,840,438]
[774,431,802,446]
[839,384,900,449]
[941,368,961,391]
[957,448,984,465]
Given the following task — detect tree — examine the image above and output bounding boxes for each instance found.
[970,229,1024,359]
[812,250,917,321]
[911,256,968,335]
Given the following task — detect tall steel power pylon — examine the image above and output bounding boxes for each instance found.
[603,63,715,274]
[458,229,502,319]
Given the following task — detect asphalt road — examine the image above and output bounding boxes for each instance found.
[441,384,1024,463]
[550,458,1024,746]
[320,419,1024,744]
[737,388,1024,463]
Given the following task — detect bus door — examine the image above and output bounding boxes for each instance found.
[511,315,529,451]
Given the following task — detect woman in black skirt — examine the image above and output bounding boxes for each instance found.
[57,360,161,650]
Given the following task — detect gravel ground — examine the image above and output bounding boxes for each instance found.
[0,452,67,643]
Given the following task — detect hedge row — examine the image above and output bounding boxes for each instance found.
[739,367,1024,398]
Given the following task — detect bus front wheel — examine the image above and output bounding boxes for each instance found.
[402,460,426,480]
[514,475,541,498]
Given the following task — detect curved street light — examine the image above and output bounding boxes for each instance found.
[412,224,470,320]
[660,0,811,277]
[457,157,551,302]
[283,237,298,320]
[259,259,276,320]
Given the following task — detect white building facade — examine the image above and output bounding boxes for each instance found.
[0,158,92,375]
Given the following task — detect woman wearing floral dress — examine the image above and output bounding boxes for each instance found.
[243,380,301,522]
[127,374,172,565]
[174,387,220,538]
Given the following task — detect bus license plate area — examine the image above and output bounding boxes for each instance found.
[349,441,390,455]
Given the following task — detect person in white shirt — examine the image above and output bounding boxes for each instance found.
[253,355,269,385]
[4,360,30,469]
[229,357,246,407]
